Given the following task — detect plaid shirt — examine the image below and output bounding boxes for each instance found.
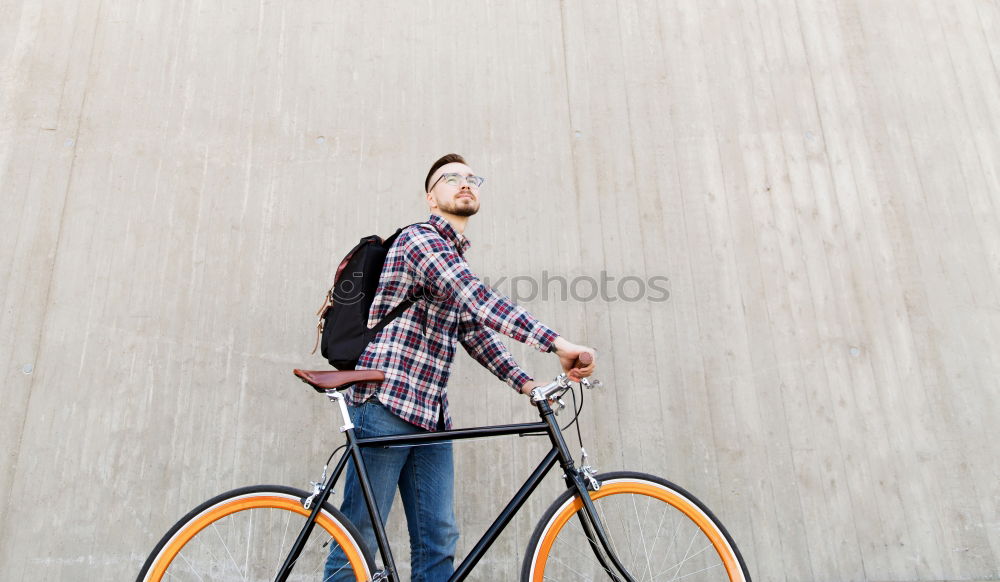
[346,214,558,431]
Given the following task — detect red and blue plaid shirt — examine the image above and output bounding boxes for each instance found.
[346,214,558,431]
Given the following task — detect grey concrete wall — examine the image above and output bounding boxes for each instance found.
[2,0,998,580]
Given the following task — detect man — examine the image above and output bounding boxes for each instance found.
[324,153,596,581]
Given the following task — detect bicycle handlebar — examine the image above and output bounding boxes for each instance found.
[530,352,598,403]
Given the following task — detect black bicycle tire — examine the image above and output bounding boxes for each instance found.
[520,471,752,582]
[135,484,375,581]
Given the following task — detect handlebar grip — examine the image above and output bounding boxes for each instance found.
[575,352,593,367]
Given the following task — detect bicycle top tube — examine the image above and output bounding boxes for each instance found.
[353,421,550,448]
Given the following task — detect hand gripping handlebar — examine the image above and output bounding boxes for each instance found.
[530,352,599,403]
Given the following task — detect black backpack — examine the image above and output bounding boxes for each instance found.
[313,223,427,370]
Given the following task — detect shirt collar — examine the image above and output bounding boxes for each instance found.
[427,214,471,255]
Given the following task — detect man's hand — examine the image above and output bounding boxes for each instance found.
[520,380,545,396]
[551,337,596,382]
[519,338,596,397]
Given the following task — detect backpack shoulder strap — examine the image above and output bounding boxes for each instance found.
[366,222,432,335]
[368,297,415,335]
[383,221,433,247]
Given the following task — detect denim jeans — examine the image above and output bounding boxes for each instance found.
[324,399,459,582]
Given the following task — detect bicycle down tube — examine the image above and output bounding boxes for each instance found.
[273,393,639,582]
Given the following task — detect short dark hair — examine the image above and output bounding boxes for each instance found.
[425,153,467,192]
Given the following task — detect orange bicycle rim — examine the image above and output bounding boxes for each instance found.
[530,481,743,582]
[147,494,368,582]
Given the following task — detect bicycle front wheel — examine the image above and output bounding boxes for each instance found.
[522,471,750,582]
[136,485,374,582]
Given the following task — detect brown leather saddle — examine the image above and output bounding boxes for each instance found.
[293,369,385,393]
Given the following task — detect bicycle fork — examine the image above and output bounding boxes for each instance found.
[538,400,639,582]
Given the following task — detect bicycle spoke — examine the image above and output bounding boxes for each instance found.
[241,507,254,580]
[539,517,616,580]
[543,552,596,581]
[651,513,686,578]
[174,544,206,581]
[596,498,623,566]
[171,552,205,582]
[652,562,723,582]
[211,522,247,580]
[662,530,709,582]
[631,494,654,580]
[641,499,670,581]
[271,509,294,581]
[322,561,352,582]
[612,497,634,567]
[555,527,615,574]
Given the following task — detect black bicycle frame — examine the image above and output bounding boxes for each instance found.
[274,399,638,582]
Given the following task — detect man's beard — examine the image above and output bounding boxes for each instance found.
[443,197,479,217]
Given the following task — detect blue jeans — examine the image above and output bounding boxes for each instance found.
[324,399,459,582]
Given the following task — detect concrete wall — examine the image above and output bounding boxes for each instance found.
[2,0,998,580]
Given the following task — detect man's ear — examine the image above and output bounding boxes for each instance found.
[425,191,438,210]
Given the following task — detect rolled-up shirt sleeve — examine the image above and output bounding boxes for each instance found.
[405,231,558,352]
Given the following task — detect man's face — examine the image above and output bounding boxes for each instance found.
[426,162,481,218]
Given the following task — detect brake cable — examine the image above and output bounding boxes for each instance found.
[559,382,586,450]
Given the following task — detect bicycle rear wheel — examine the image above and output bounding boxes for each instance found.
[136,485,374,582]
[522,471,750,582]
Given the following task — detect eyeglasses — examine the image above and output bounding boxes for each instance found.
[429,172,486,191]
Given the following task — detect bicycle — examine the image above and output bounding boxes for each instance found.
[137,353,752,581]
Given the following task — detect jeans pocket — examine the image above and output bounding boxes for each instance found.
[348,403,366,431]
[352,399,384,436]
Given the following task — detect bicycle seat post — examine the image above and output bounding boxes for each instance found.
[326,390,355,432]
[325,390,401,580]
